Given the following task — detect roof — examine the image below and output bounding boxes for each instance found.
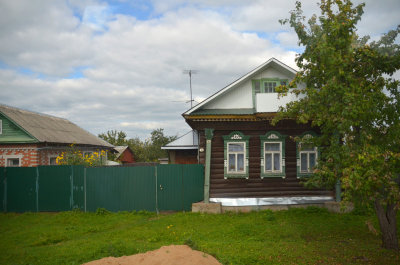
[0,104,113,148]
[114,145,133,159]
[183,58,297,116]
[161,130,198,150]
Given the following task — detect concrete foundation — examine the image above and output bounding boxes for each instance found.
[192,201,353,214]
[192,202,222,214]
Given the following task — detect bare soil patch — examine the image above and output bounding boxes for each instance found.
[82,245,222,265]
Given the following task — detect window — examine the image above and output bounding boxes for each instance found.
[297,132,319,178]
[49,157,58,165]
[7,158,20,167]
[260,131,286,178]
[83,151,93,158]
[227,142,245,173]
[223,131,250,179]
[252,78,288,94]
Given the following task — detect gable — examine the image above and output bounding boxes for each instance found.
[0,113,37,143]
[184,58,297,116]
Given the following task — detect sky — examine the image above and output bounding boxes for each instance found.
[0,0,399,140]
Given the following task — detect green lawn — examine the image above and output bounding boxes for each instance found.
[0,207,399,265]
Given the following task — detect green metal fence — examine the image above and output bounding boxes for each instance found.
[0,164,204,213]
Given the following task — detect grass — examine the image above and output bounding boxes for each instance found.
[0,207,399,265]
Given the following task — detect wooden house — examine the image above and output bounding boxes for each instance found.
[182,58,333,206]
[0,104,113,167]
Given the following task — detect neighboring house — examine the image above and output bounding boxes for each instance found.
[0,104,113,167]
[182,58,333,206]
[161,130,198,164]
[114,146,135,164]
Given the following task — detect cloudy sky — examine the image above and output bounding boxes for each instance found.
[0,0,399,140]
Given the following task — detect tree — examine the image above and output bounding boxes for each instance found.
[98,130,128,146]
[98,129,177,162]
[276,0,400,249]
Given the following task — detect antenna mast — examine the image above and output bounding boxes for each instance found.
[183,70,198,108]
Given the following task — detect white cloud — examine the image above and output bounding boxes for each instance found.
[0,0,399,140]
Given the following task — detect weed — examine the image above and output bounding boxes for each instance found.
[96,208,110,215]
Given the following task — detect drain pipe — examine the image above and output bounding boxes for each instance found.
[204,128,214,203]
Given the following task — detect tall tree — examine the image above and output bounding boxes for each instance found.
[98,130,128,146]
[276,0,400,249]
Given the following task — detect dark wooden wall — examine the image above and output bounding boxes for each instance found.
[175,149,198,164]
[192,119,332,198]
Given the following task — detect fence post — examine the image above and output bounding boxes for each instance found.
[3,168,7,213]
[155,166,159,214]
[204,128,214,203]
[70,166,74,210]
[36,167,39,212]
[84,167,87,212]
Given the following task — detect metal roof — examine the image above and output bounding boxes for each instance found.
[161,130,198,150]
[0,104,113,148]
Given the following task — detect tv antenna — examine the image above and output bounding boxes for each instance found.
[183,70,198,108]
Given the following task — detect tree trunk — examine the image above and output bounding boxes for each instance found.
[374,200,399,250]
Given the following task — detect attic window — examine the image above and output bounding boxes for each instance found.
[252,78,288,94]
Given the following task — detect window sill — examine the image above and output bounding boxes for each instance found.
[224,174,249,179]
[261,173,286,179]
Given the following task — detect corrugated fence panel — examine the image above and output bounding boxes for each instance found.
[38,166,72,211]
[72,165,85,210]
[86,166,156,212]
[0,168,4,212]
[157,164,184,211]
[182,164,204,211]
[6,167,37,212]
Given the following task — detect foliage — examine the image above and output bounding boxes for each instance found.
[0,210,399,265]
[99,128,177,162]
[56,144,106,167]
[276,0,400,249]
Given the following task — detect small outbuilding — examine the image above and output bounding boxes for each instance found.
[161,130,198,164]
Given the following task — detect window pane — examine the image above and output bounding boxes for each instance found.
[265,153,272,171]
[309,153,316,169]
[254,80,260,93]
[229,143,244,152]
[274,153,280,171]
[300,153,308,172]
[237,154,244,172]
[7,158,19,167]
[228,154,236,171]
[266,143,280,151]
[301,143,314,151]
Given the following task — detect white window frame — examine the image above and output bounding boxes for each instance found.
[49,156,58,165]
[5,155,22,167]
[227,142,246,174]
[299,147,318,173]
[264,142,282,173]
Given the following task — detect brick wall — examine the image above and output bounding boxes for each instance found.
[0,144,40,167]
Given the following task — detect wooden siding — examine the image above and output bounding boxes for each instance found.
[175,149,198,164]
[0,114,36,143]
[192,119,332,198]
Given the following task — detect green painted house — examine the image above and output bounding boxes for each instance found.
[0,104,113,167]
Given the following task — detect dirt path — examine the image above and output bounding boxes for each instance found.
[82,245,222,265]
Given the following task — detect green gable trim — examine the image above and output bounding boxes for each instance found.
[190,108,254,115]
[296,131,320,179]
[223,131,250,179]
[0,113,38,143]
[260,131,287,179]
